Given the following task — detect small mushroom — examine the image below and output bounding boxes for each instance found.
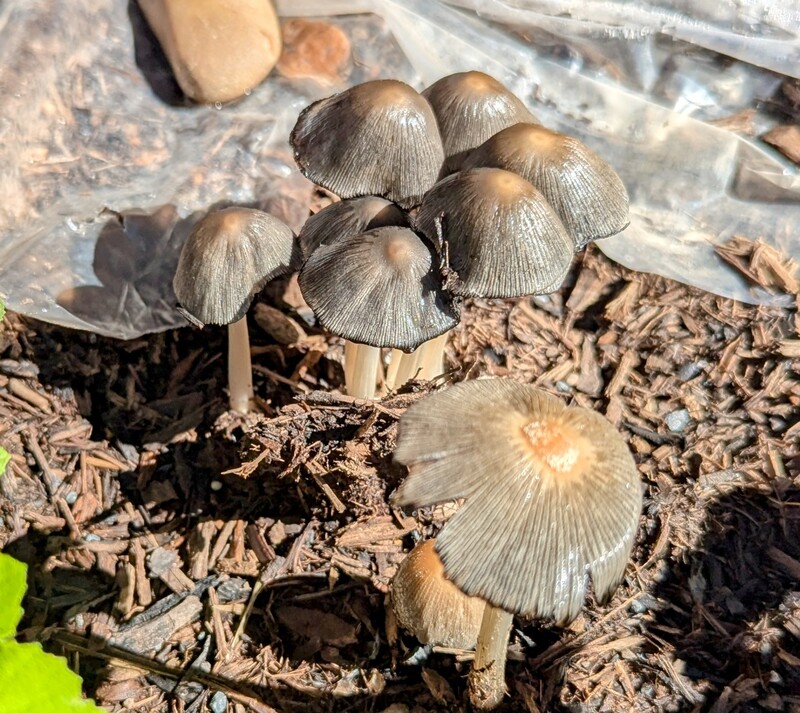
[298,226,458,399]
[392,378,642,709]
[138,0,282,104]
[463,123,630,248]
[297,196,407,259]
[173,207,295,413]
[391,539,484,649]
[290,80,444,209]
[416,168,574,298]
[422,71,537,173]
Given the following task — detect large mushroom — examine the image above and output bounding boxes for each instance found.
[422,71,537,173]
[392,378,642,709]
[290,80,444,209]
[298,226,458,399]
[463,123,630,248]
[173,206,295,413]
[415,167,574,298]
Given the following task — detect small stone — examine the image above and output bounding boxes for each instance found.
[555,380,572,393]
[678,360,707,381]
[665,408,691,433]
[83,533,102,542]
[210,480,223,491]
[65,491,78,505]
[209,691,228,713]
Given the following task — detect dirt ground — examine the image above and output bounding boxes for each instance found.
[1,243,798,713]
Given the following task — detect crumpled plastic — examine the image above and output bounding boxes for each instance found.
[0,0,798,339]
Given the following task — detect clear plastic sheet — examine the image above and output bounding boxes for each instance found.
[0,0,798,339]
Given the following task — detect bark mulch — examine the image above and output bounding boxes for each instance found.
[1,241,798,713]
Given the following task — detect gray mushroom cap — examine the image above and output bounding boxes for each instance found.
[298,196,407,259]
[173,207,295,326]
[290,80,445,209]
[392,378,642,624]
[416,167,574,298]
[298,226,459,351]
[423,71,537,173]
[463,123,630,249]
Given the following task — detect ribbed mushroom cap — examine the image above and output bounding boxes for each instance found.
[422,71,537,173]
[416,168,573,298]
[298,226,459,351]
[392,539,485,649]
[173,207,295,326]
[297,196,407,259]
[290,80,445,209]
[463,123,630,249]
[392,379,642,625]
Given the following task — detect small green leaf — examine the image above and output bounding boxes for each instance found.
[0,298,5,322]
[0,447,11,477]
[0,554,105,712]
[0,641,104,712]
[0,553,26,638]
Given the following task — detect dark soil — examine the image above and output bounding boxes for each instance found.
[1,245,798,713]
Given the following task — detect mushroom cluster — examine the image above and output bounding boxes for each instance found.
[391,378,643,709]
[290,72,630,399]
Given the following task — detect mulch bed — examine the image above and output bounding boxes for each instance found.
[1,244,798,713]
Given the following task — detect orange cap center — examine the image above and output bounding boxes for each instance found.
[522,419,587,482]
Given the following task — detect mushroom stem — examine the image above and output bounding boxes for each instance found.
[416,330,449,380]
[468,603,513,710]
[346,342,381,399]
[227,316,255,413]
[384,348,405,392]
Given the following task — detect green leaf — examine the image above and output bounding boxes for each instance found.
[0,554,105,712]
[0,553,26,638]
[0,641,104,713]
[0,447,10,477]
[0,298,5,322]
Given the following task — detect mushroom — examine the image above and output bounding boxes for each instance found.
[173,206,296,413]
[392,378,642,709]
[391,539,485,649]
[138,0,282,104]
[297,226,458,399]
[415,167,574,298]
[422,71,537,173]
[290,80,445,209]
[297,196,407,260]
[463,123,630,248]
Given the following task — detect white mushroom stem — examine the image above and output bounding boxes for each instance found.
[468,603,513,710]
[227,316,255,413]
[345,342,382,399]
[416,330,449,380]
[386,330,450,391]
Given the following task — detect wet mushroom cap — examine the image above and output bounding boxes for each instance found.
[392,378,642,624]
[290,80,445,209]
[416,168,574,298]
[423,71,537,173]
[392,539,485,649]
[463,123,630,248]
[297,196,407,259]
[298,226,459,351]
[173,207,295,326]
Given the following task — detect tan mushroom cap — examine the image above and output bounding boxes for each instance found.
[415,168,574,298]
[298,226,459,351]
[392,539,485,649]
[423,71,537,173]
[463,123,630,249]
[297,196,407,259]
[138,0,282,104]
[392,378,642,625]
[290,80,445,209]
[173,207,295,326]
